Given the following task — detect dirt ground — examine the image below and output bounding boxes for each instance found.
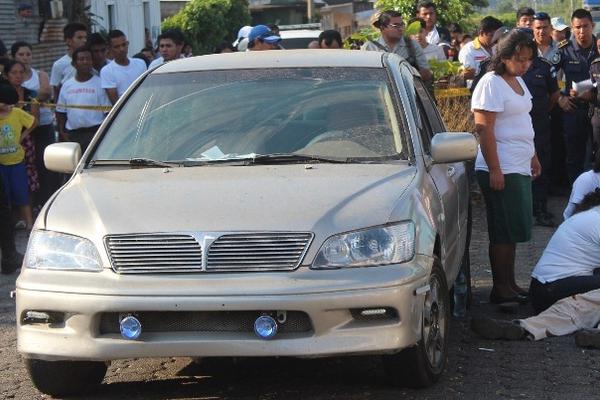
[1,194,598,400]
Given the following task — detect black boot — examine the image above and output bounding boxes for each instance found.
[534,200,556,227]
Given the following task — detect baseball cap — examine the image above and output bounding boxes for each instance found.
[551,17,568,31]
[248,25,281,44]
[18,2,32,11]
[233,25,252,47]
[237,25,252,40]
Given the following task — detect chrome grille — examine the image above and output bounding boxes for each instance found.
[206,232,313,271]
[106,234,202,274]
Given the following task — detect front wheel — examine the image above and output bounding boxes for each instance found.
[383,257,450,388]
[25,359,108,397]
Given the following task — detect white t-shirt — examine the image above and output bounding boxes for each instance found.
[49,54,75,86]
[426,28,441,45]
[563,170,600,219]
[148,56,164,69]
[422,43,446,61]
[471,72,535,176]
[100,58,147,97]
[56,75,111,130]
[532,206,600,284]
[458,39,491,73]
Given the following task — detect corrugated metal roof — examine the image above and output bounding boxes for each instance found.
[0,0,16,50]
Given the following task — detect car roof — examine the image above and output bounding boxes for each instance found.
[279,30,322,39]
[153,50,386,73]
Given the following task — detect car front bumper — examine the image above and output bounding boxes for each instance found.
[16,255,432,362]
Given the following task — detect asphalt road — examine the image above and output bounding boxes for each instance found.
[1,194,599,400]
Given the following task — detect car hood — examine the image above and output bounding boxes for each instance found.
[44,164,415,237]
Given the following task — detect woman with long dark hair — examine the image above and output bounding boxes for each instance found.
[471,30,541,304]
[11,41,59,211]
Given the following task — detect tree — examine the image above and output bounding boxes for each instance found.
[374,0,477,27]
[162,0,251,55]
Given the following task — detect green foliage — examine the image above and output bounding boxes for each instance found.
[161,0,251,55]
[343,27,379,49]
[428,59,463,81]
[374,0,472,27]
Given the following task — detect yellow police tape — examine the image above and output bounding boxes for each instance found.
[434,87,471,99]
[19,100,113,112]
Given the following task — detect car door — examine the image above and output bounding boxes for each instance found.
[412,78,463,274]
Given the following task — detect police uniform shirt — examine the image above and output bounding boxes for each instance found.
[522,57,559,116]
[538,40,561,65]
[589,57,600,106]
[557,37,599,96]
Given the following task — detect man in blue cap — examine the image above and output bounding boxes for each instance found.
[248,25,281,51]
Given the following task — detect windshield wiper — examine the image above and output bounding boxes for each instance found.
[129,158,182,168]
[248,153,350,164]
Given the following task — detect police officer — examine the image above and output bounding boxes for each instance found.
[556,9,599,185]
[533,12,561,65]
[532,13,570,197]
[522,49,560,226]
[589,37,600,158]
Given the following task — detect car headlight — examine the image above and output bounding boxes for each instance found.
[24,230,102,271]
[311,222,415,269]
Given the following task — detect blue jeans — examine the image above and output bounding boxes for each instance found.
[530,271,600,313]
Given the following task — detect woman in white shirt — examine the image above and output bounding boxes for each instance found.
[563,152,600,219]
[472,30,541,305]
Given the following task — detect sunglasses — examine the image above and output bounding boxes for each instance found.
[533,12,550,20]
[388,22,406,29]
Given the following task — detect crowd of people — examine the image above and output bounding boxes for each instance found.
[0,0,598,347]
[462,9,600,346]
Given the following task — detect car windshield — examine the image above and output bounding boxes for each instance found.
[92,67,408,164]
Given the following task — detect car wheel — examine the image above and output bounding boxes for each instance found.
[25,359,108,396]
[383,258,450,388]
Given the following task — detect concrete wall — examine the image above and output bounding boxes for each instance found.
[90,0,161,55]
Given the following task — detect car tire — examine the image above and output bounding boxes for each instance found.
[383,257,450,388]
[25,359,108,396]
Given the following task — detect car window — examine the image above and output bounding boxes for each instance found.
[413,78,445,133]
[280,37,318,49]
[93,68,410,163]
[415,95,434,154]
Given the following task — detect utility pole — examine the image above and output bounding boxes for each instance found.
[307,0,314,22]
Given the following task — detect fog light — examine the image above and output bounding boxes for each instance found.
[120,315,142,340]
[254,315,277,340]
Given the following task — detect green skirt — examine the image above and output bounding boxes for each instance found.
[476,171,533,244]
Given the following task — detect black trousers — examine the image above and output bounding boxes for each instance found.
[0,176,16,259]
[66,125,100,155]
[32,124,60,208]
[562,107,593,184]
[530,272,600,314]
[531,112,551,206]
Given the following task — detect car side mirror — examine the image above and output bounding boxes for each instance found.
[44,142,82,173]
[430,132,478,164]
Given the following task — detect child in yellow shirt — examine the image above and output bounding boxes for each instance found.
[0,83,37,229]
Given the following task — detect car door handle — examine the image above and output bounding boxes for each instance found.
[446,166,456,177]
